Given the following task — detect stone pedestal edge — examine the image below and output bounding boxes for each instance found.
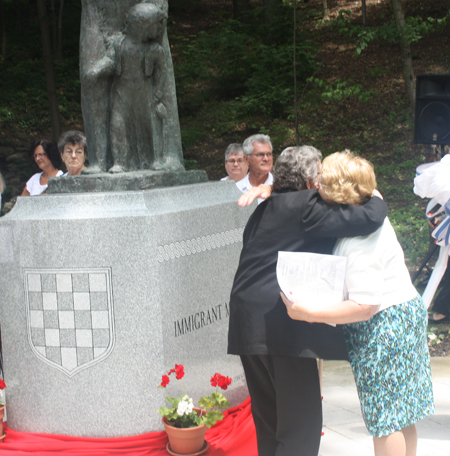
[48,170,208,194]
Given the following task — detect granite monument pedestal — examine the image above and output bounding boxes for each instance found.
[0,181,252,437]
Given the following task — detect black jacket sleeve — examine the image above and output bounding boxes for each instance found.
[301,191,388,238]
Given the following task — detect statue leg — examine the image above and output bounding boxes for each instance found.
[109,106,130,174]
[150,109,165,170]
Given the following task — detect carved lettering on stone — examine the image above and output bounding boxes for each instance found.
[174,303,230,337]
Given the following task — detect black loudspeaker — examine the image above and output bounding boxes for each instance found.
[414,74,450,145]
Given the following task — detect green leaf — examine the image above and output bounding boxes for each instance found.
[199,410,225,428]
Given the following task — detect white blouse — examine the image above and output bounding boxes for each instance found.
[26,170,63,196]
[333,217,417,313]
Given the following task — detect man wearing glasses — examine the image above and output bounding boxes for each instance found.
[221,143,249,183]
[236,134,273,204]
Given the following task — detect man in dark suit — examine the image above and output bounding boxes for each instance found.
[228,146,388,456]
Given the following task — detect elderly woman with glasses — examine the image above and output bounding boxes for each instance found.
[228,146,388,456]
[21,138,63,196]
[58,130,88,176]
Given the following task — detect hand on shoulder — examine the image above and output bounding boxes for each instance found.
[238,184,273,206]
[372,189,383,199]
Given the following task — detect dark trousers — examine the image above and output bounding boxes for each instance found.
[240,354,322,456]
[433,266,450,316]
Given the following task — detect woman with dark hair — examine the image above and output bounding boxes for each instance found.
[21,138,63,196]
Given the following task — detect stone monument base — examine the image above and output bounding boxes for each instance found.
[0,181,252,437]
[48,169,208,193]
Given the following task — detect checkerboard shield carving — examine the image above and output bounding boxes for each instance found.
[24,268,115,378]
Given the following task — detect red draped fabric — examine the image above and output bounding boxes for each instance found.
[0,397,256,455]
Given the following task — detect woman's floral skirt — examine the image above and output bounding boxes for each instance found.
[344,294,435,437]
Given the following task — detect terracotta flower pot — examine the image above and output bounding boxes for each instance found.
[162,408,207,455]
[0,404,5,441]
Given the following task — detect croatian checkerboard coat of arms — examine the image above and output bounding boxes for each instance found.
[24,268,115,378]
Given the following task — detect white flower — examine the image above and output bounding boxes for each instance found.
[177,395,194,416]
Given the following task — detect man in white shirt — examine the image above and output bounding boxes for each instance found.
[236,134,273,203]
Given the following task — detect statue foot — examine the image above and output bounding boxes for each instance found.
[108,165,126,174]
[167,160,185,172]
[82,165,106,175]
[151,159,184,172]
[151,162,165,171]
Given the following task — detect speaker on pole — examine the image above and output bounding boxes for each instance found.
[414,74,450,145]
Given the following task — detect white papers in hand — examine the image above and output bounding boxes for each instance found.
[276,251,347,325]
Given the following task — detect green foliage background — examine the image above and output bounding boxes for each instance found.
[1,0,449,277]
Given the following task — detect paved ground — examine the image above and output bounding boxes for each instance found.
[319,358,450,456]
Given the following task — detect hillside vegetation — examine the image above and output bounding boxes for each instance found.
[0,0,449,274]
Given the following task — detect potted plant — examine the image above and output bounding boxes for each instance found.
[157,364,231,455]
[0,379,6,441]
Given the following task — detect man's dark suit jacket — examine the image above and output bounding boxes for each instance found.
[227,189,388,361]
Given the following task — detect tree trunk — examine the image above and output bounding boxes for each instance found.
[1,0,5,63]
[14,0,22,33]
[391,0,415,111]
[36,0,61,140]
[323,0,329,21]
[50,0,57,57]
[362,0,366,27]
[56,0,65,61]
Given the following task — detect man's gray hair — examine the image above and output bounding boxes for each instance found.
[224,143,244,160]
[273,146,322,192]
[242,134,272,157]
[58,130,87,154]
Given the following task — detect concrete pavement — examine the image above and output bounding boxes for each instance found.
[319,358,450,456]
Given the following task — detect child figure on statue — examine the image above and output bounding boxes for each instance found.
[108,2,168,172]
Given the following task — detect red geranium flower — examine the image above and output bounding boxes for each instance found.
[0,379,6,390]
[174,364,185,380]
[210,373,232,390]
[219,376,232,390]
[160,375,170,388]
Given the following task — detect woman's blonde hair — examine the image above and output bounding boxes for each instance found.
[0,172,5,194]
[321,150,376,205]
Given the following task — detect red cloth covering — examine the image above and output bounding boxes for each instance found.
[1,397,256,456]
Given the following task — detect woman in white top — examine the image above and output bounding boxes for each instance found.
[21,138,63,196]
[281,151,434,456]
[58,130,87,176]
